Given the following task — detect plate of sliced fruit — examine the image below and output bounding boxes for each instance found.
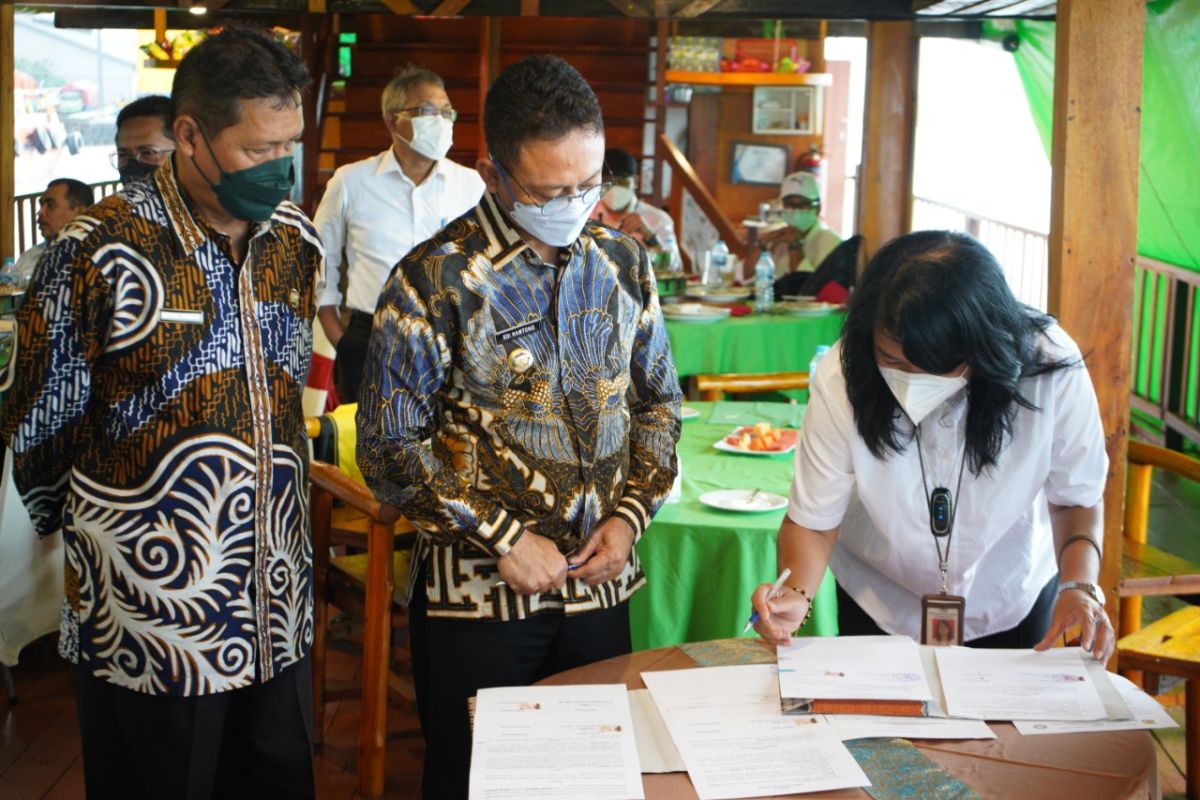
[713,422,798,456]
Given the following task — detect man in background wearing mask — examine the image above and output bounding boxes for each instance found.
[762,169,842,274]
[590,146,681,270]
[13,178,94,284]
[0,27,322,798]
[314,65,483,404]
[357,55,681,799]
[112,94,174,184]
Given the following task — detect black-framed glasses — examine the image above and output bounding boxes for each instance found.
[394,104,458,122]
[495,161,611,217]
[110,147,174,169]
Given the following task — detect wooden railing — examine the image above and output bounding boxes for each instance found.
[1131,255,1200,448]
[12,180,120,257]
[912,195,1048,310]
[301,12,339,214]
[658,133,745,274]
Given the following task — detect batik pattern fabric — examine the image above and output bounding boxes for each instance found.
[357,191,682,621]
[0,158,323,697]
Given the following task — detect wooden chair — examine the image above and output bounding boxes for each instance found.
[309,456,418,797]
[1115,441,1200,799]
[696,371,810,401]
[1118,440,1200,638]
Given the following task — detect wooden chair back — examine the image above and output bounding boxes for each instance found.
[696,371,810,402]
[1120,440,1200,639]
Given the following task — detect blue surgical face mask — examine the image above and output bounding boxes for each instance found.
[494,160,598,248]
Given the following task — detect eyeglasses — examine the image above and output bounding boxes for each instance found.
[394,104,458,122]
[496,161,611,217]
[110,147,174,168]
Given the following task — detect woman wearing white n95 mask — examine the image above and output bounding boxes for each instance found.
[749,230,1115,662]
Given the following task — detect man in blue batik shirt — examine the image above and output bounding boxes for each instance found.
[356,55,682,799]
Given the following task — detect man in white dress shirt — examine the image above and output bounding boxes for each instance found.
[314,65,485,403]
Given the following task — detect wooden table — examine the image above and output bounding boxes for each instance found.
[538,641,1161,800]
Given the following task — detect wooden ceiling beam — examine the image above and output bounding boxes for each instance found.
[429,0,472,15]
[674,0,723,16]
[379,0,421,13]
[604,0,651,16]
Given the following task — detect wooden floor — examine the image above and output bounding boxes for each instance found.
[0,635,425,800]
[2,465,1198,799]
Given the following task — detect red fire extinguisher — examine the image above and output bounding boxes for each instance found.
[798,145,824,179]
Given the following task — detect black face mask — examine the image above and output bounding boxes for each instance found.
[119,160,157,185]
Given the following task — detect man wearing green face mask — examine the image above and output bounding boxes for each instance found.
[762,170,843,275]
[0,26,323,799]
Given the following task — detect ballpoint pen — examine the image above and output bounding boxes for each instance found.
[742,567,793,634]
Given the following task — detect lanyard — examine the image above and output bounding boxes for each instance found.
[914,427,968,595]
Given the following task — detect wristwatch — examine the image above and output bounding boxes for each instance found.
[1058,580,1106,606]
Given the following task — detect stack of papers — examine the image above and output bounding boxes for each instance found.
[469,643,1178,800]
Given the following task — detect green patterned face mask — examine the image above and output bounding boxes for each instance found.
[194,128,294,222]
[782,208,818,232]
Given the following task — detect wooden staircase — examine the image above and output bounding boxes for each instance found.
[314,14,654,206]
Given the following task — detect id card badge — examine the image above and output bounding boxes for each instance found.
[921,594,965,647]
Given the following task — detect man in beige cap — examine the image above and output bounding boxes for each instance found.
[762,170,842,274]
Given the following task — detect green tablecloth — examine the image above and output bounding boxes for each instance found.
[664,310,845,378]
[630,401,838,651]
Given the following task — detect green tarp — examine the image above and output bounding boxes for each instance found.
[986,0,1200,273]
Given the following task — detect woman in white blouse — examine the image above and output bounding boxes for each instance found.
[751,230,1114,661]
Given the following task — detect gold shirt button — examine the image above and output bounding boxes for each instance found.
[507,347,534,374]
[289,289,300,309]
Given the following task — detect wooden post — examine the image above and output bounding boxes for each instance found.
[857,20,917,262]
[478,16,501,162]
[1047,0,1144,649]
[2,4,15,262]
[652,18,668,206]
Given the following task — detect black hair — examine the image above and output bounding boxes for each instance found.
[171,26,311,137]
[484,55,603,169]
[116,94,172,135]
[604,147,638,179]
[840,230,1077,475]
[47,178,94,210]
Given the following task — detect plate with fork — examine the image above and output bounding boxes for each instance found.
[699,489,787,513]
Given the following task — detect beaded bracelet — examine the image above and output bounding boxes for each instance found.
[1057,534,1102,565]
[783,584,814,633]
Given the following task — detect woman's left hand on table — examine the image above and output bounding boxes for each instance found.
[1034,589,1115,662]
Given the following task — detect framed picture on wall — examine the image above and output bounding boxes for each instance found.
[730,141,790,186]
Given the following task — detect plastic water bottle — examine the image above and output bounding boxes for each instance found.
[709,239,730,285]
[0,257,17,289]
[753,250,776,313]
[809,344,831,379]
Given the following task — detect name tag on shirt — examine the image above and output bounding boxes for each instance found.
[495,318,543,344]
[160,308,205,325]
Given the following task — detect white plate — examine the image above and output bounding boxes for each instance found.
[685,288,752,304]
[699,489,788,513]
[681,406,701,420]
[781,294,817,302]
[662,303,732,323]
[776,300,840,317]
[713,438,796,457]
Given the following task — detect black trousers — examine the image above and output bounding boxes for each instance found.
[73,657,315,800]
[836,575,1059,648]
[333,310,373,404]
[409,576,633,800]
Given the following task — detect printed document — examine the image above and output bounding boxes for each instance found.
[936,647,1108,721]
[777,635,933,702]
[469,684,644,800]
[1014,672,1178,734]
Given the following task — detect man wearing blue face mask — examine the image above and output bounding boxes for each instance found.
[357,54,682,799]
[313,65,484,404]
[590,146,681,271]
[762,169,842,274]
[0,26,322,799]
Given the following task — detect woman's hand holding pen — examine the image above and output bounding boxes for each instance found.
[750,581,811,647]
